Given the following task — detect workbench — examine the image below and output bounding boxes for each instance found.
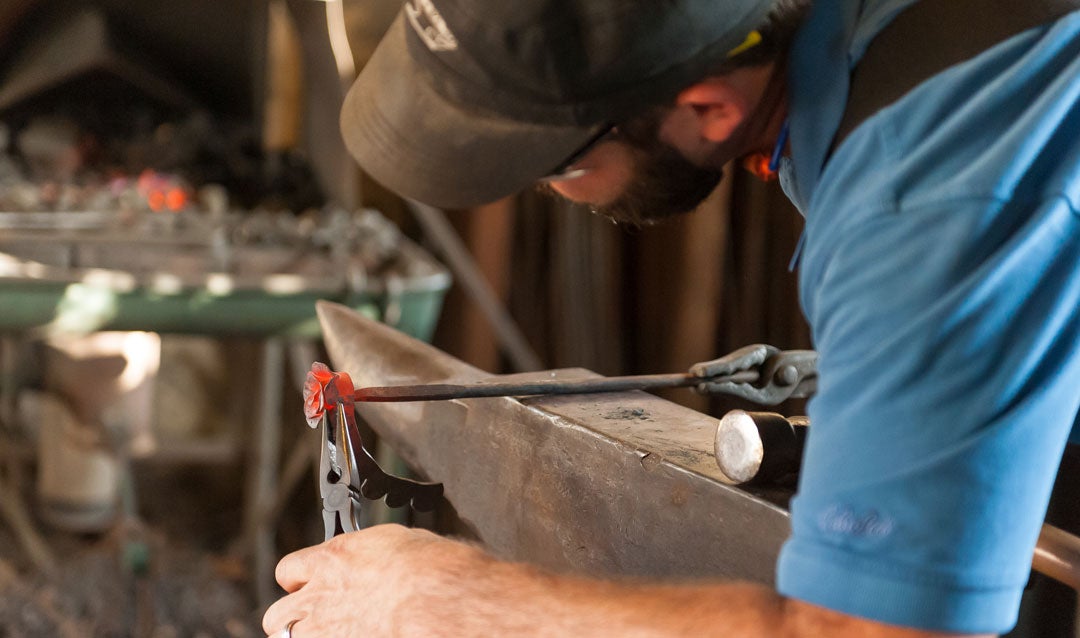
[0,212,450,607]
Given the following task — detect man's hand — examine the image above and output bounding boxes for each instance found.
[263,524,485,637]
[263,524,991,638]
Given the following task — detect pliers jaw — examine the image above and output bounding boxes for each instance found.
[319,406,363,541]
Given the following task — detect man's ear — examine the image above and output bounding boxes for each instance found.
[674,78,749,143]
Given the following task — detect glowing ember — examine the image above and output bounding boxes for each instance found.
[165,188,187,211]
[147,189,166,212]
[137,169,190,213]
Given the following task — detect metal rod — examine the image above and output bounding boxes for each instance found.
[354,370,759,402]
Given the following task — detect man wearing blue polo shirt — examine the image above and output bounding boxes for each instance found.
[263,1,1080,636]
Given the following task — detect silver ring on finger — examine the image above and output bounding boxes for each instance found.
[269,618,300,638]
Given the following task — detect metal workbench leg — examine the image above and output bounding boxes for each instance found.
[0,336,55,573]
[244,338,285,610]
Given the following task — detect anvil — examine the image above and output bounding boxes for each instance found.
[316,300,790,584]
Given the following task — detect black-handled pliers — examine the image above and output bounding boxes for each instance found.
[305,363,443,541]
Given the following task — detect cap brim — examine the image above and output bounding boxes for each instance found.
[341,13,605,210]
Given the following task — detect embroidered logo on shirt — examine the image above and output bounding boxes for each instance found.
[817,505,895,538]
[405,0,459,52]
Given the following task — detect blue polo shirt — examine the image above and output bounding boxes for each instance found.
[775,2,1080,634]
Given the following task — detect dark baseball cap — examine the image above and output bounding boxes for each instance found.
[341,0,774,209]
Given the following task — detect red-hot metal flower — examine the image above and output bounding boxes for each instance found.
[303,362,355,428]
[303,362,332,427]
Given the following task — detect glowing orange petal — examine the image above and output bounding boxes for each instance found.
[303,362,334,427]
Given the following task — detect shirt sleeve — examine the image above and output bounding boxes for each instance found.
[776,194,1080,634]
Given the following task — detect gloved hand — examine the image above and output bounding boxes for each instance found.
[690,344,780,404]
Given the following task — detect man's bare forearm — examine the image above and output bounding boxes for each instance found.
[264,525,992,638]
[404,546,988,638]
[417,560,785,637]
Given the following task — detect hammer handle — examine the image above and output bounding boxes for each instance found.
[1034,523,1080,591]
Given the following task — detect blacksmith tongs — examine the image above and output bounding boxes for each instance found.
[690,344,817,405]
[347,345,817,407]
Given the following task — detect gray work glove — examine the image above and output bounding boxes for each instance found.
[690,344,780,404]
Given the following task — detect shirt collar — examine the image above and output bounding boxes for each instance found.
[782,1,919,211]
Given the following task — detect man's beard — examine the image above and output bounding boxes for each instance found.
[585,107,725,227]
[594,142,724,227]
